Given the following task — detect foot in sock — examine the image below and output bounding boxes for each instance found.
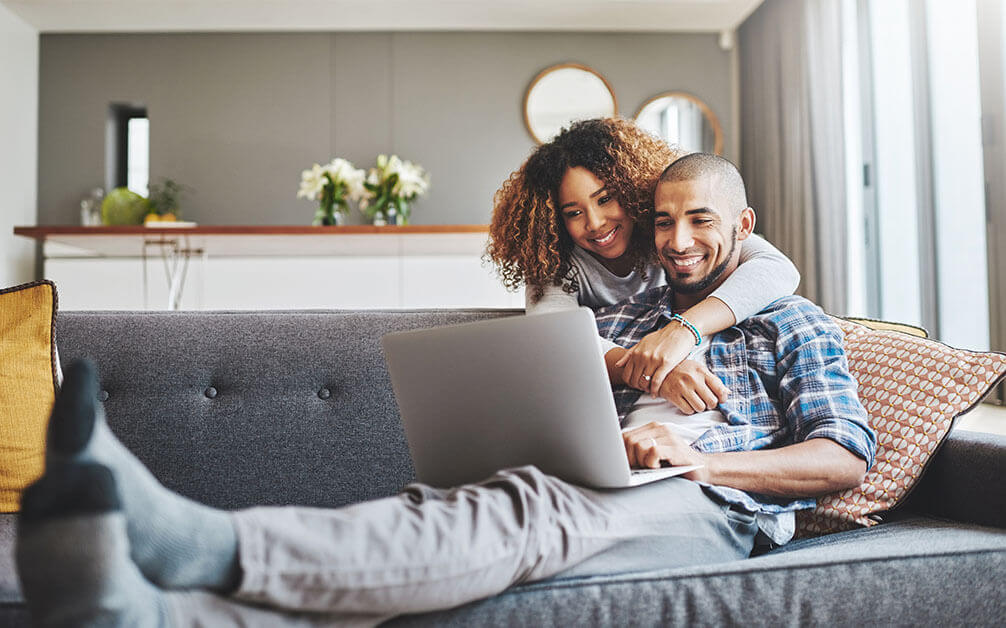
[46,360,241,592]
[17,461,171,627]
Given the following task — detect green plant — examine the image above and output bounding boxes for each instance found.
[147,178,187,216]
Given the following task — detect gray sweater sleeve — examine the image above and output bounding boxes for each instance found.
[525,283,621,354]
[709,234,801,322]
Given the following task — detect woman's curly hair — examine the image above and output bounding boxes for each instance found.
[487,117,680,300]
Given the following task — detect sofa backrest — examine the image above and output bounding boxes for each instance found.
[56,310,521,511]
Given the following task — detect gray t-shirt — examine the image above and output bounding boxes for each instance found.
[526,233,800,353]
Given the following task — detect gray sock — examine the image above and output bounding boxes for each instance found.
[47,360,241,592]
[17,461,172,627]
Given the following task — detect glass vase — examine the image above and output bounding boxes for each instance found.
[396,201,411,226]
[315,200,346,226]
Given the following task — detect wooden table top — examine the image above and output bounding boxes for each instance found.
[15,225,493,257]
[15,224,489,237]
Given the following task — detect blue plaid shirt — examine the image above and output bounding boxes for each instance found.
[595,289,876,531]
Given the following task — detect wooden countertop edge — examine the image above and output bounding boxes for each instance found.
[14,225,491,239]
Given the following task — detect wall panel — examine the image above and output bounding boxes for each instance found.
[37,31,733,228]
[1,5,38,286]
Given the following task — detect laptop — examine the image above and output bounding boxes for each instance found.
[381,308,701,489]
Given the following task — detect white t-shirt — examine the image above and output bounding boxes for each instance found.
[621,341,796,544]
[621,341,727,441]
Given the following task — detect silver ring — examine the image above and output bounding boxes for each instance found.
[641,374,652,382]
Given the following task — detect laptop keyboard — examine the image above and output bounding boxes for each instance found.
[630,468,674,476]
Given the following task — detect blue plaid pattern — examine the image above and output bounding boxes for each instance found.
[595,289,876,519]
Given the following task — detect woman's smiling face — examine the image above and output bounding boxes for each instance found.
[556,167,635,273]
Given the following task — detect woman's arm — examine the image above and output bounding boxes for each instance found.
[524,282,579,315]
[616,234,800,399]
[616,298,735,396]
[708,233,801,323]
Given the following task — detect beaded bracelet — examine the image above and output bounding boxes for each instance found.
[670,313,702,346]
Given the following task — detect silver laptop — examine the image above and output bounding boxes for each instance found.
[381,308,701,489]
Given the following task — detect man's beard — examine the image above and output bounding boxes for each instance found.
[663,226,738,295]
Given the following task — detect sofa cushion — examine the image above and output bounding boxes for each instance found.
[0,281,60,513]
[2,515,1003,625]
[0,515,17,604]
[798,319,1006,536]
[388,517,1006,626]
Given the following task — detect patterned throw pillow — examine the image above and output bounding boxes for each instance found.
[0,280,59,512]
[796,317,1006,536]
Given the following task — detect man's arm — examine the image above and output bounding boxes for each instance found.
[604,346,628,386]
[624,301,875,499]
[623,424,867,497]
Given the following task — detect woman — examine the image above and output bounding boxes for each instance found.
[487,118,800,410]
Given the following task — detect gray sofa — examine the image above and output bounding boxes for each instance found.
[2,310,1005,625]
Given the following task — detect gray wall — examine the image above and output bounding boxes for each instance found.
[1,4,38,286]
[38,32,734,226]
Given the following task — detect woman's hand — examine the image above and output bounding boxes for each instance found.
[622,422,709,480]
[656,359,730,414]
[615,324,696,394]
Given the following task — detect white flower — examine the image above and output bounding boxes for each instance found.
[299,158,367,203]
[385,154,404,176]
[297,164,326,200]
[394,160,430,200]
[359,154,430,212]
[346,171,366,201]
[326,158,367,201]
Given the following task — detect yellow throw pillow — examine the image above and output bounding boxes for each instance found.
[0,280,59,512]
[796,317,1006,536]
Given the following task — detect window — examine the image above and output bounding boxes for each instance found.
[926,0,989,351]
[126,117,149,197]
[106,103,149,197]
[846,0,990,350]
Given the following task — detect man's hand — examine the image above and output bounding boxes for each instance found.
[622,424,867,497]
[614,325,695,394]
[656,360,730,414]
[622,422,708,480]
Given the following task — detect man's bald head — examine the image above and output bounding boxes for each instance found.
[659,153,748,217]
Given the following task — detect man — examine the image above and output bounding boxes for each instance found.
[17,154,875,626]
[602,153,873,546]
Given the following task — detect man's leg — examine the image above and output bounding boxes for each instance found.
[16,459,390,627]
[16,460,171,626]
[551,481,759,580]
[45,360,241,592]
[37,361,757,619]
[227,471,758,616]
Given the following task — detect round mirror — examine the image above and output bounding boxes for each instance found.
[635,92,723,155]
[523,63,618,144]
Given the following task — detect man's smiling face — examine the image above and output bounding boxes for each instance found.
[653,174,753,297]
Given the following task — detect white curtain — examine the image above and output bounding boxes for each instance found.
[739,0,848,313]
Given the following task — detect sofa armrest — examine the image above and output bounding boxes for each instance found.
[902,428,1006,528]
